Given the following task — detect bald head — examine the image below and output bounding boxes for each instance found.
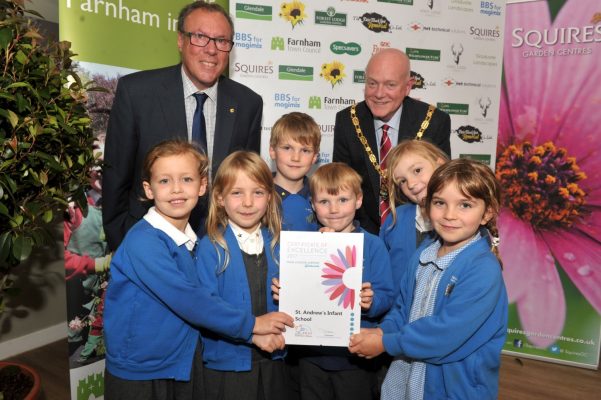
[364,49,414,122]
[366,49,411,81]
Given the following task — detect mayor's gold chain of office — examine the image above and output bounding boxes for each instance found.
[349,103,435,199]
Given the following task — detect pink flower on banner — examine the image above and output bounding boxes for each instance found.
[497,1,601,347]
[321,245,359,310]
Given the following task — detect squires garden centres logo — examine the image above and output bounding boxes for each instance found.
[279,1,308,29]
[511,16,601,58]
[320,61,346,88]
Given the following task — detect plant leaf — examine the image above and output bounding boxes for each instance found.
[0,232,11,262]
[42,209,52,223]
[0,27,13,49]
[15,49,28,64]
[12,235,33,262]
[7,109,19,128]
[39,170,48,185]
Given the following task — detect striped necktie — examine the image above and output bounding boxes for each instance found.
[379,124,392,225]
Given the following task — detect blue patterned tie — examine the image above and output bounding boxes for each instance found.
[192,92,208,151]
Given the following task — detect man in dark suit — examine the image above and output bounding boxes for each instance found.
[103,1,262,251]
[333,49,451,235]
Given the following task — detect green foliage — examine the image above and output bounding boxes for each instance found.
[0,0,96,310]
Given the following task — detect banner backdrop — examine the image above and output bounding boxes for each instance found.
[60,0,508,398]
[229,0,505,166]
[498,0,601,369]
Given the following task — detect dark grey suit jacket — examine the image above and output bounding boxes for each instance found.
[103,64,262,250]
[333,97,451,235]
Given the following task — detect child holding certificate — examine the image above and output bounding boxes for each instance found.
[379,140,449,291]
[297,162,394,400]
[104,141,293,400]
[196,151,296,400]
[268,112,321,397]
[269,112,321,231]
[349,159,508,400]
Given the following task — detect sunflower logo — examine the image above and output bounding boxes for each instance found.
[279,1,307,29]
[320,61,346,88]
[321,246,360,309]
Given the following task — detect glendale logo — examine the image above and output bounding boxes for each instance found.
[279,65,314,81]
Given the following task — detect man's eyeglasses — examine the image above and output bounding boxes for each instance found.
[181,31,234,52]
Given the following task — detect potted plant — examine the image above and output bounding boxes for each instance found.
[0,361,40,400]
[0,0,96,397]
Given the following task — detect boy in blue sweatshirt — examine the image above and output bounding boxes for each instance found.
[269,112,321,231]
[291,162,394,400]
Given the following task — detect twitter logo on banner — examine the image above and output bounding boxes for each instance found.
[549,344,561,354]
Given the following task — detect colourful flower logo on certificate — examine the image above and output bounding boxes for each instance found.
[321,245,360,309]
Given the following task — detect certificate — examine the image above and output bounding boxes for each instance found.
[279,231,363,347]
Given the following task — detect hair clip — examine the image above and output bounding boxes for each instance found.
[491,236,500,247]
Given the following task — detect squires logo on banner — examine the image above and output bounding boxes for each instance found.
[233,62,274,79]
[511,20,601,58]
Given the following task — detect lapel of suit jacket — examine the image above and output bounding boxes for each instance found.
[159,65,187,140]
[357,101,381,202]
[213,76,237,172]
[398,97,419,140]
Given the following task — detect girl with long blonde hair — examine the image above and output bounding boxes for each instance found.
[197,151,295,399]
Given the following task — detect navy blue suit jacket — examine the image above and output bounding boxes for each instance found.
[103,65,262,250]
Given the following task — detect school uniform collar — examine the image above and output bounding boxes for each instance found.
[415,205,432,233]
[228,221,264,255]
[144,207,197,251]
[273,174,311,199]
[419,232,481,271]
